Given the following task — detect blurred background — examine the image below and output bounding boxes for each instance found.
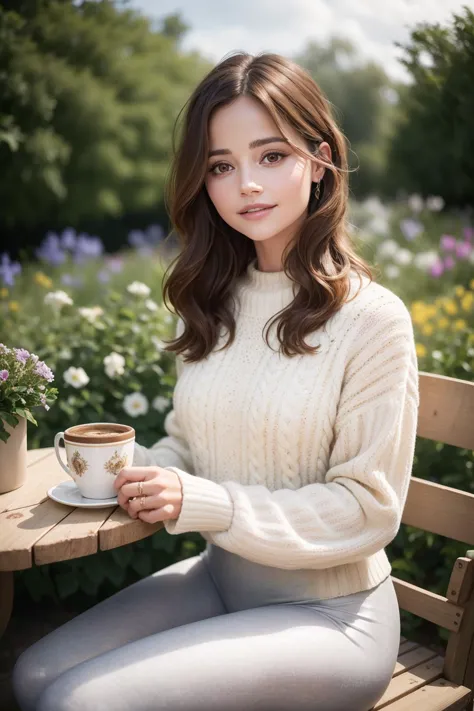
[1,2,474,701]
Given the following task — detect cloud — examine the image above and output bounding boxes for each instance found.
[130,0,474,82]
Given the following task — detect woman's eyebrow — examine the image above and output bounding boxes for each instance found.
[208,136,289,158]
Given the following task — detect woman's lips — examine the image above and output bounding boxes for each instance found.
[239,206,276,220]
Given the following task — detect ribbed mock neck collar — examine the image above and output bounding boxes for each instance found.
[235,257,298,318]
[234,257,365,319]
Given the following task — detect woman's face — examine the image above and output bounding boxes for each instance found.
[204,95,331,267]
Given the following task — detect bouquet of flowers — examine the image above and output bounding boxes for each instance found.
[0,344,58,442]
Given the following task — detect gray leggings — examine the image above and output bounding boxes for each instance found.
[12,543,400,711]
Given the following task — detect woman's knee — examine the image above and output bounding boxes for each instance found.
[12,643,53,711]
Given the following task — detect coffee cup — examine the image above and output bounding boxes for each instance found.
[54,423,135,499]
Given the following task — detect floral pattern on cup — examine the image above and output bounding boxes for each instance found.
[104,450,128,476]
[70,450,89,477]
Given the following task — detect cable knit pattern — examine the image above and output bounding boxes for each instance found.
[133,257,419,600]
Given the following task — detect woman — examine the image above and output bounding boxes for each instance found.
[13,51,419,711]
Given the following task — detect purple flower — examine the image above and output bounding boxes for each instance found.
[14,348,30,364]
[444,255,455,270]
[463,226,473,243]
[73,234,103,264]
[0,253,22,287]
[105,256,123,273]
[399,218,423,241]
[60,228,77,251]
[61,273,84,288]
[36,233,67,266]
[128,230,147,248]
[146,224,164,244]
[429,259,445,278]
[456,242,472,259]
[0,370,8,381]
[34,360,54,382]
[440,234,457,251]
[97,269,111,283]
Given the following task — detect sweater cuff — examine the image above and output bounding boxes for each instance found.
[162,467,234,535]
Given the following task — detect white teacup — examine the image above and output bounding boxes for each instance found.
[54,422,135,499]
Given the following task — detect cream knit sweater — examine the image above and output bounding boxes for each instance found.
[133,257,419,600]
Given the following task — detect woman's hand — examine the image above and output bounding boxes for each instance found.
[114,466,183,524]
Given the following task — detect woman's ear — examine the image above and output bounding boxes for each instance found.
[311,141,332,183]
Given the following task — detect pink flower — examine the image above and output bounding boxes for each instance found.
[429,260,444,278]
[0,370,8,381]
[440,235,457,251]
[456,242,471,259]
[444,255,455,270]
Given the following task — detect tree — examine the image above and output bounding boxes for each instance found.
[386,6,474,207]
[294,37,398,198]
[0,1,212,228]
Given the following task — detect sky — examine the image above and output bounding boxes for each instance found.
[129,0,474,83]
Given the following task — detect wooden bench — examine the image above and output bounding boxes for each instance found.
[372,371,474,710]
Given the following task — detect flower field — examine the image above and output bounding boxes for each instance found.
[1,195,473,453]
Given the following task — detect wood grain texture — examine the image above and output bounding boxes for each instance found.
[0,498,72,570]
[99,506,163,550]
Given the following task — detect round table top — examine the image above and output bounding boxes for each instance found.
[0,447,162,572]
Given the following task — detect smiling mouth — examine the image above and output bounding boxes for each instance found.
[240,206,275,215]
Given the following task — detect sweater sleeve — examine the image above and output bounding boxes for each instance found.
[163,297,420,572]
[132,318,195,473]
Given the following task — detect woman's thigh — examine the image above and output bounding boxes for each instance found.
[35,576,400,711]
[12,552,226,711]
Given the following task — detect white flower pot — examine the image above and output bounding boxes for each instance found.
[0,417,27,494]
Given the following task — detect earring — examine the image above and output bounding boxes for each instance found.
[313,181,321,201]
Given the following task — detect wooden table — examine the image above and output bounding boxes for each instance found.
[0,447,162,636]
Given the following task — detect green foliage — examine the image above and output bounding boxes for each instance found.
[295,37,398,198]
[0,255,181,449]
[0,1,212,227]
[386,7,474,207]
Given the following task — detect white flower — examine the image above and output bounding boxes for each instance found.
[127,281,151,298]
[408,194,424,213]
[426,195,444,212]
[104,352,126,379]
[413,250,439,271]
[152,395,170,412]
[78,306,104,323]
[44,290,73,309]
[432,350,443,361]
[393,248,413,266]
[123,392,149,417]
[385,264,400,279]
[58,347,72,360]
[377,239,399,259]
[145,299,158,312]
[64,366,90,389]
[367,214,390,237]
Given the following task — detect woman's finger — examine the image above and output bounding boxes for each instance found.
[114,466,157,492]
[127,494,166,514]
[121,479,155,500]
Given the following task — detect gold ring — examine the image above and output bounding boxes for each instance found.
[137,481,144,496]
[140,496,146,509]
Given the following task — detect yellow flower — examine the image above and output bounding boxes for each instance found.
[455,286,465,298]
[461,293,473,312]
[453,319,467,332]
[34,271,53,289]
[0,288,8,298]
[422,324,434,336]
[8,301,20,312]
[416,343,427,358]
[443,299,458,315]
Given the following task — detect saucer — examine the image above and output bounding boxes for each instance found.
[48,480,118,508]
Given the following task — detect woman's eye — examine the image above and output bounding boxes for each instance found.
[208,151,286,176]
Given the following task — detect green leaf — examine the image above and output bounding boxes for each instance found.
[0,412,19,428]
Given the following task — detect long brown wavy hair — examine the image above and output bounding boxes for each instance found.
[161,51,374,362]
